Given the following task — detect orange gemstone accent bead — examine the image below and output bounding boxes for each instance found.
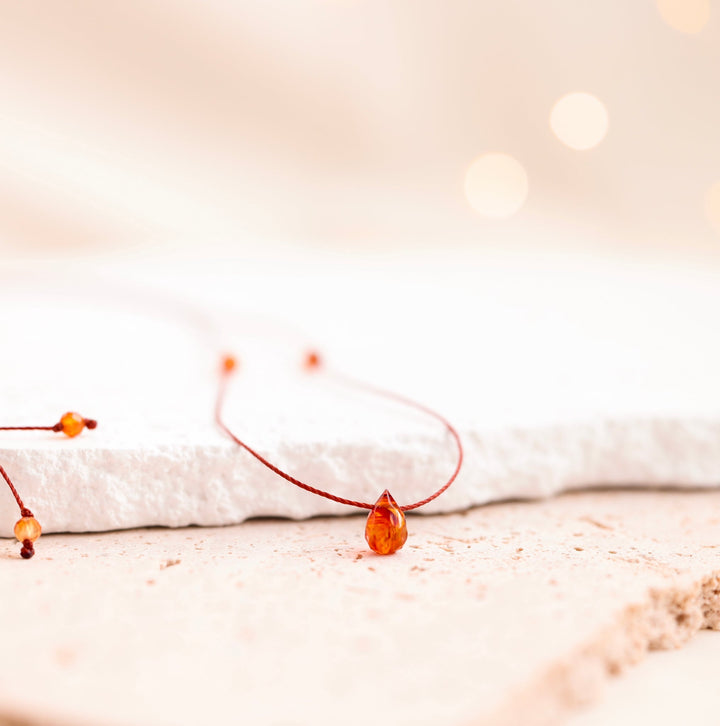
[14,516,41,543]
[60,412,85,438]
[304,351,321,370]
[364,490,408,555]
[222,355,237,373]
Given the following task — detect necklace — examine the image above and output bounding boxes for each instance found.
[1,413,97,558]
[1,275,462,557]
[215,351,463,555]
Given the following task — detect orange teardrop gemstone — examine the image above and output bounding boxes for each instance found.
[364,490,408,555]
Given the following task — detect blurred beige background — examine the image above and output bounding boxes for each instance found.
[2,7,720,726]
[0,0,718,260]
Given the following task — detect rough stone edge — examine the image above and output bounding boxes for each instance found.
[2,414,720,537]
[483,571,720,726]
[3,570,720,726]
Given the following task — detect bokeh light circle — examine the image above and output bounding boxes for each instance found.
[550,93,609,151]
[464,153,529,219]
[657,0,710,34]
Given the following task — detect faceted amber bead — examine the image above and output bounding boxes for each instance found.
[14,516,41,543]
[60,411,85,438]
[364,490,408,555]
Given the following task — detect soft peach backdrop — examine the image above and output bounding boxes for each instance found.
[0,0,718,259]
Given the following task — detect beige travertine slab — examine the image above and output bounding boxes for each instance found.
[1,489,719,726]
[567,630,720,726]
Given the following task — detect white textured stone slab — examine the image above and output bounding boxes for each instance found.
[1,252,719,536]
[1,490,720,726]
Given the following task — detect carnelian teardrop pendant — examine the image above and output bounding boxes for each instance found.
[364,489,408,555]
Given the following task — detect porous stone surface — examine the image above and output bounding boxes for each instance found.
[1,253,720,536]
[1,490,720,726]
[567,630,720,726]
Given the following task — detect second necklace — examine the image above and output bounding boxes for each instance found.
[215,351,463,555]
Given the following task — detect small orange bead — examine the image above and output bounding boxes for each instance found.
[14,516,41,543]
[60,411,86,438]
[364,490,408,555]
[304,351,321,370]
[222,355,238,373]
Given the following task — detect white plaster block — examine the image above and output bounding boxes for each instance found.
[1,252,719,536]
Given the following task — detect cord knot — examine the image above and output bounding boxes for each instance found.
[20,539,35,559]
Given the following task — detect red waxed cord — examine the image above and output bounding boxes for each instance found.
[0,416,97,434]
[1,416,97,511]
[215,354,463,512]
[0,420,61,517]
[0,425,58,431]
[0,463,33,517]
